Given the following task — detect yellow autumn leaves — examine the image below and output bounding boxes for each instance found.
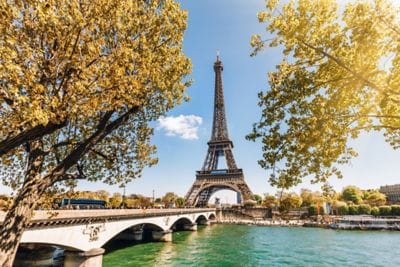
[0,0,191,140]
[249,0,400,188]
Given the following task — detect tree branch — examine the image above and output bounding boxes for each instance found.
[46,107,139,185]
[338,114,400,120]
[300,41,386,94]
[0,121,67,156]
[90,149,114,162]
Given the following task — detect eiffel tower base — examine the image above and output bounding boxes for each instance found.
[185,171,253,207]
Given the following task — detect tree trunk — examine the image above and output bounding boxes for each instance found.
[0,178,51,266]
[0,140,47,266]
[0,108,137,265]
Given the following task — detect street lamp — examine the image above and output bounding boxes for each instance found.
[121,185,126,209]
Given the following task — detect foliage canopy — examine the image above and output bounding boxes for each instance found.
[0,0,191,190]
[248,0,400,189]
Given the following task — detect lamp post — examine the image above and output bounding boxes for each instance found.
[121,185,126,209]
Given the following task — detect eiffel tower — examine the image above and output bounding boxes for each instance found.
[185,56,253,207]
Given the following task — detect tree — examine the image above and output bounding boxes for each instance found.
[253,194,263,205]
[300,189,312,207]
[279,192,302,213]
[391,205,400,216]
[124,198,138,209]
[36,189,60,210]
[371,207,380,216]
[136,195,152,208]
[162,192,178,207]
[379,206,392,216]
[175,197,185,208]
[247,0,400,189]
[299,189,313,207]
[0,0,191,265]
[365,191,386,206]
[342,186,362,204]
[300,189,325,207]
[109,193,123,208]
[321,183,335,199]
[263,194,277,208]
[358,204,371,215]
[94,190,110,202]
[308,205,318,216]
[125,194,152,208]
[337,205,349,216]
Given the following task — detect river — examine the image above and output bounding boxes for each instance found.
[103,224,400,266]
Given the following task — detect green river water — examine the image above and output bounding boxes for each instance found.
[103,224,400,267]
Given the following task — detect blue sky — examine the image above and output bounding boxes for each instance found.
[2,0,399,202]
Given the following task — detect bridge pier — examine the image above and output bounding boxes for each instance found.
[196,217,211,226]
[182,223,198,231]
[152,230,172,242]
[116,229,143,242]
[133,229,144,241]
[198,220,211,226]
[14,245,56,267]
[64,248,104,267]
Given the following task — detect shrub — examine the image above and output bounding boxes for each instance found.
[371,207,380,216]
[379,206,392,216]
[391,205,400,216]
[337,205,349,215]
[308,205,317,216]
[319,206,325,215]
[244,199,257,207]
[358,204,371,215]
[348,205,359,215]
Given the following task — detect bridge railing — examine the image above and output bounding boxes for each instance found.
[0,208,216,227]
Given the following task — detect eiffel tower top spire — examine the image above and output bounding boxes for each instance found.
[210,56,230,143]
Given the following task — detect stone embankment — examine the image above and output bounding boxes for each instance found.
[215,217,400,231]
[215,219,307,227]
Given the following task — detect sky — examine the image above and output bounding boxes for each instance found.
[2,0,399,202]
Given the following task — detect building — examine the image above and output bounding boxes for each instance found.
[380,184,400,204]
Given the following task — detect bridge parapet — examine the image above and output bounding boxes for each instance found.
[0,208,215,229]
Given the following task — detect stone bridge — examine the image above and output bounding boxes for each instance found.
[0,208,216,267]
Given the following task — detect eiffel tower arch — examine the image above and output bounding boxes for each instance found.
[185,56,253,207]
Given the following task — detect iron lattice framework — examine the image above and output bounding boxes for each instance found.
[185,57,253,207]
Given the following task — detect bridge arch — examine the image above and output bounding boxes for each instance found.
[17,242,78,251]
[103,222,165,247]
[169,216,194,231]
[195,214,207,222]
[195,214,209,226]
[208,213,216,220]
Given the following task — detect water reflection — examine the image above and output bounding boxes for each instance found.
[154,227,207,266]
[104,225,400,267]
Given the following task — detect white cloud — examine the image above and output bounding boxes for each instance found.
[157,115,203,140]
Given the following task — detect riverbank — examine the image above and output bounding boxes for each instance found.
[215,219,307,227]
[215,216,400,231]
[331,216,400,231]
